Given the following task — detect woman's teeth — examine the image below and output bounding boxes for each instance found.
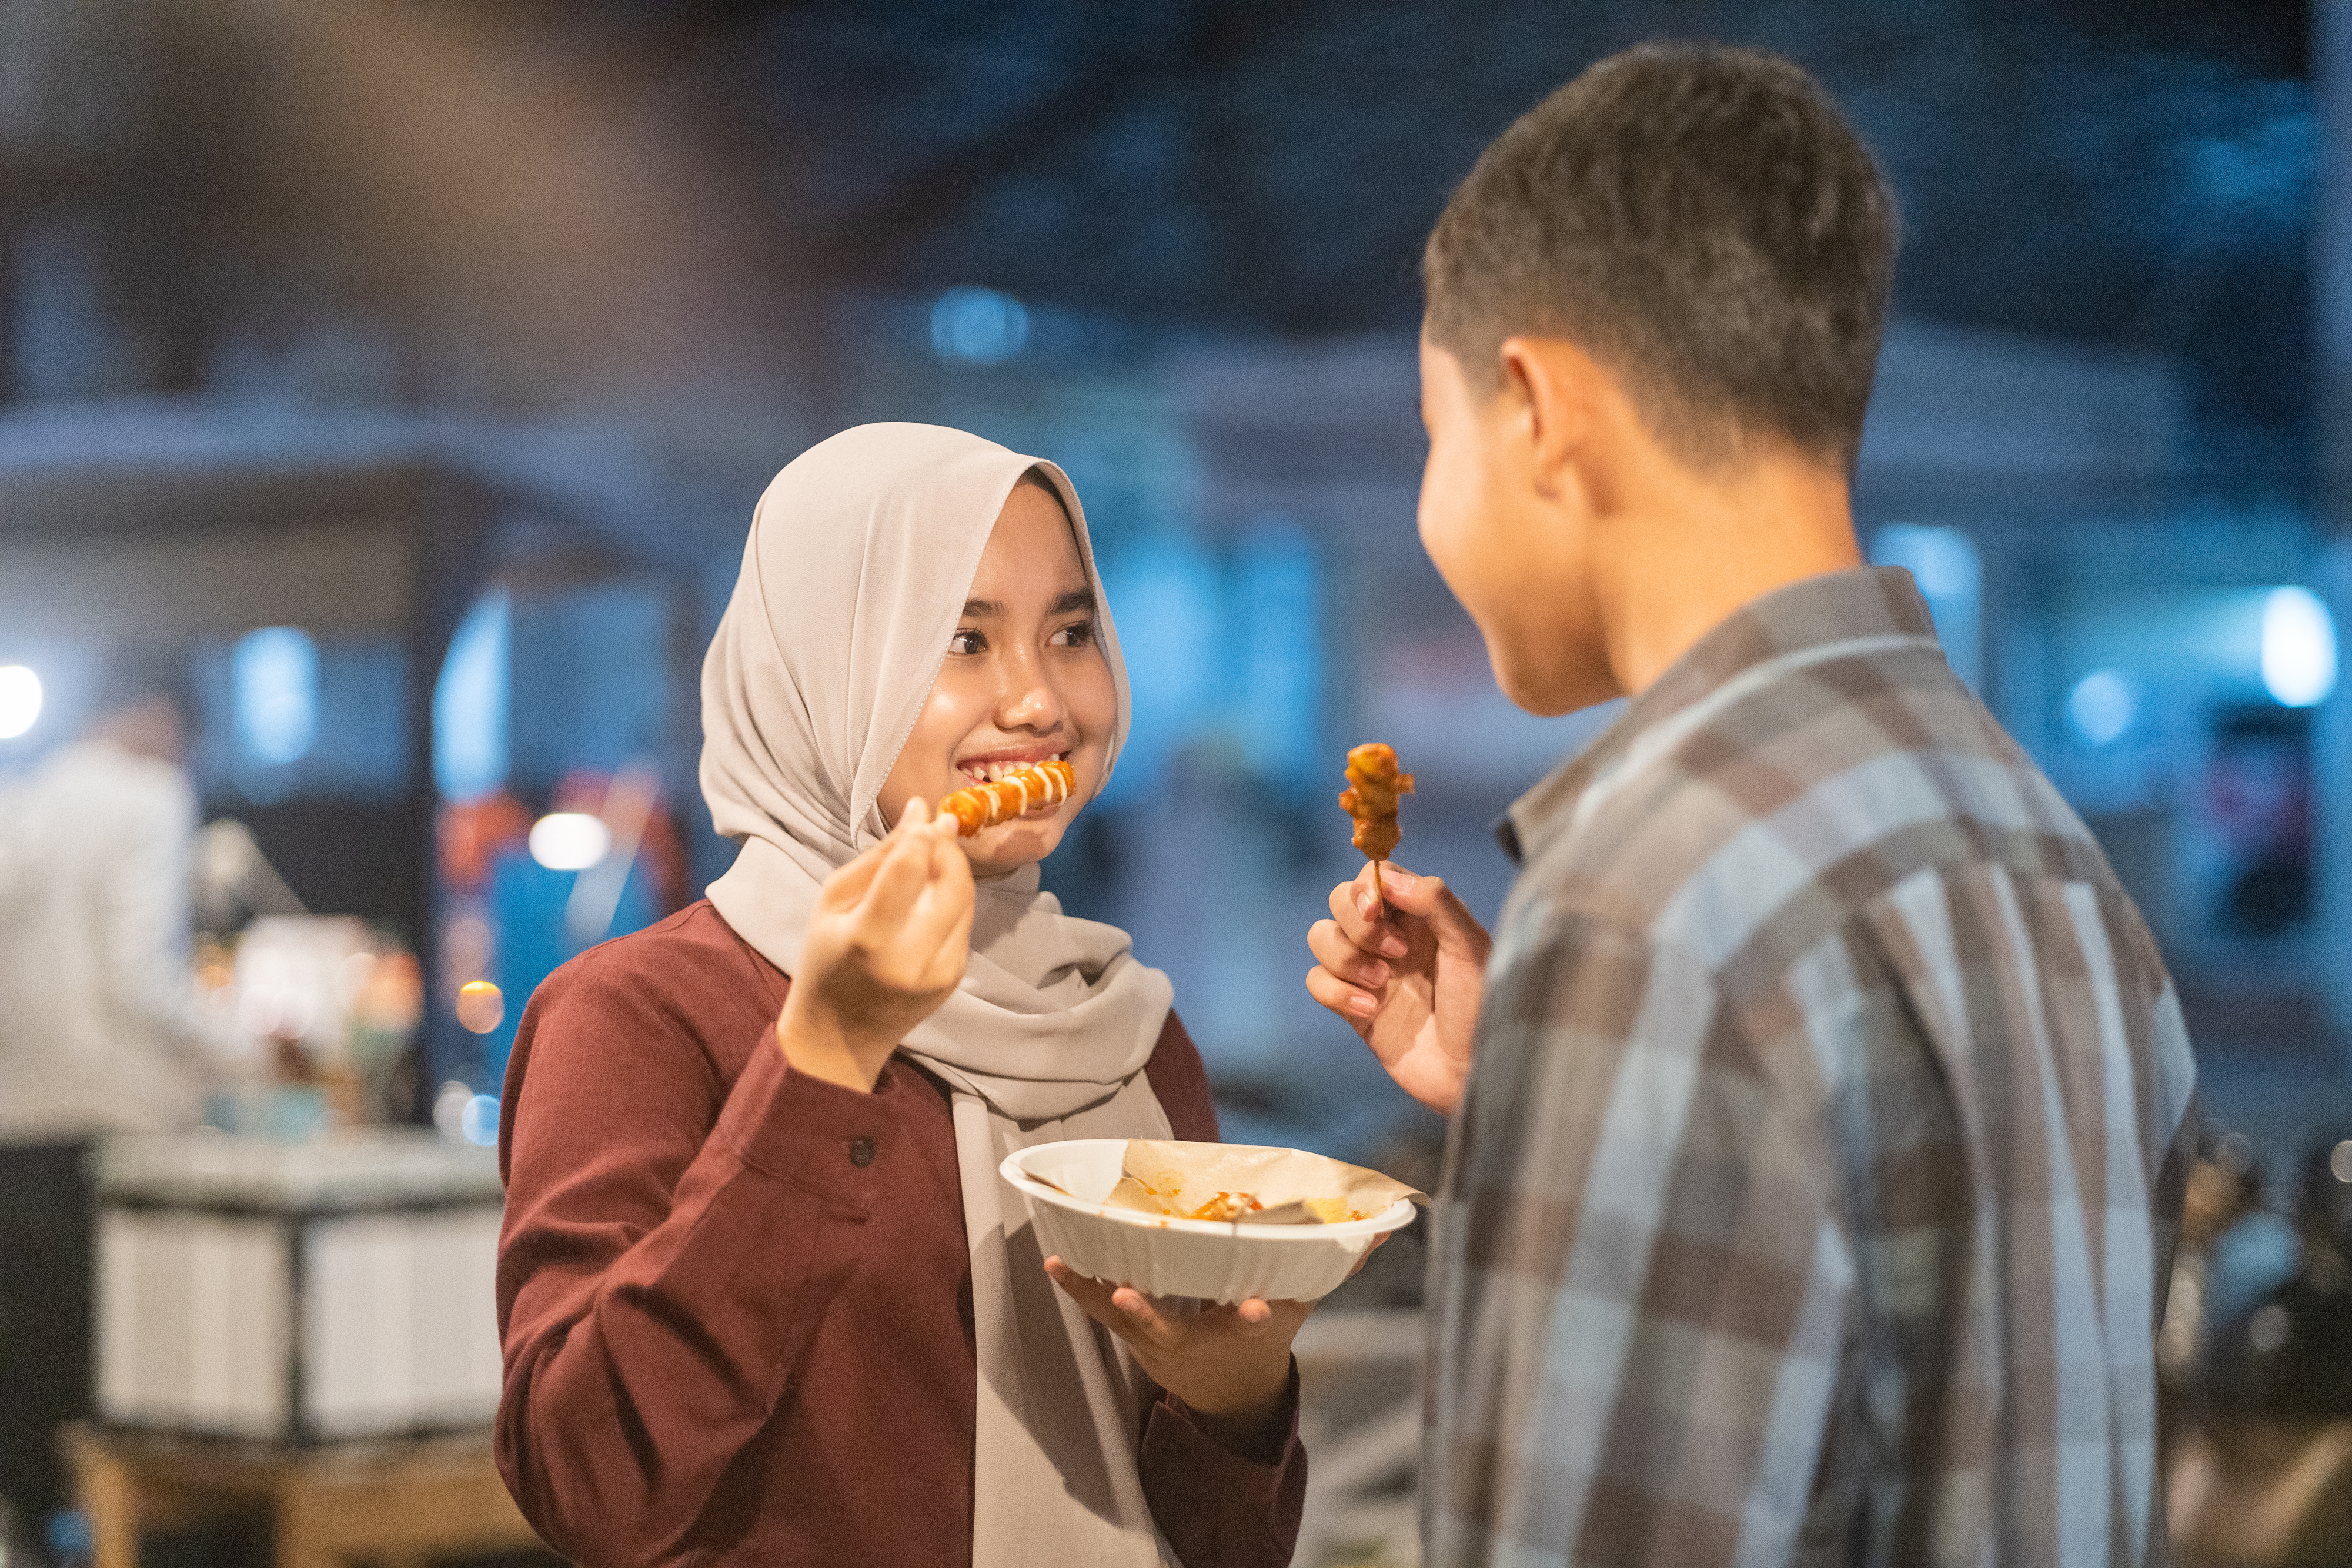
[960,754,1067,784]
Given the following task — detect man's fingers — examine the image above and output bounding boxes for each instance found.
[1379,867,1490,955]
[1305,964,1380,1024]
[1350,858,1420,918]
[1328,879,1411,959]
[1307,918,1392,991]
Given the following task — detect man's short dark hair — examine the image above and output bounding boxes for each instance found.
[1423,43,1896,475]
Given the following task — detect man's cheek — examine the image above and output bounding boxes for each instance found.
[1416,509,1471,603]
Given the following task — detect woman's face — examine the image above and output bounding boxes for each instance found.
[877,478,1117,877]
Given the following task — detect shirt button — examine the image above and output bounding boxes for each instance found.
[848,1136,875,1168]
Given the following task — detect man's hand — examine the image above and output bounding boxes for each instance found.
[1043,1258,1309,1453]
[776,798,974,1093]
[1305,861,1490,1115]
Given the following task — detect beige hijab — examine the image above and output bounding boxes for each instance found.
[700,422,1180,1568]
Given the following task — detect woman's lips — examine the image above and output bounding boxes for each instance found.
[955,749,1070,785]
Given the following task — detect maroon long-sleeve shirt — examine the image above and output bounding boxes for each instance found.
[495,901,1307,1566]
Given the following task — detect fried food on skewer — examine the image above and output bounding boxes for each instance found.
[938,757,1076,837]
[1339,743,1415,901]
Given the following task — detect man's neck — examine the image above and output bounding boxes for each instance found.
[1594,450,1863,697]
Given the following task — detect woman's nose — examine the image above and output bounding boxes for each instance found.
[995,653,1065,731]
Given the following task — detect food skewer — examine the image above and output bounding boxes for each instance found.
[1339,743,1414,907]
[937,757,1076,837]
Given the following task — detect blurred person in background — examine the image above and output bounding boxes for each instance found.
[0,651,255,1544]
[1306,44,2196,1566]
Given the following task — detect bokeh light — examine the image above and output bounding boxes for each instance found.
[529,811,610,870]
[233,626,320,765]
[2067,668,2137,747]
[455,979,505,1034]
[432,1079,472,1138]
[930,286,1029,364]
[460,1093,500,1146]
[2261,586,2337,707]
[0,666,41,740]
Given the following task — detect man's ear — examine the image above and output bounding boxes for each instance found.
[1496,336,1605,503]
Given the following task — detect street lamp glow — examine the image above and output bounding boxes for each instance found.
[529,812,610,871]
[2261,586,2337,707]
[0,666,40,740]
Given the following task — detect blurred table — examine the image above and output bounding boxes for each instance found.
[65,1423,543,1568]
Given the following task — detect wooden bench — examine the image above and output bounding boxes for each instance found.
[65,1424,547,1568]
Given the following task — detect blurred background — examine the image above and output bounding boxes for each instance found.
[5,2,2352,1565]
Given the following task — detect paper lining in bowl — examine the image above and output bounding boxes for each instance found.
[1001,1139,1418,1305]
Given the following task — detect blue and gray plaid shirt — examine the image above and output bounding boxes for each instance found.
[1425,566,2197,1567]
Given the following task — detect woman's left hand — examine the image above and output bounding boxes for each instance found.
[1043,1258,1311,1452]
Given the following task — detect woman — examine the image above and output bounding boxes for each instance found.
[495,423,1310,1567]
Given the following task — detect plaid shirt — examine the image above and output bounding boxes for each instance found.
[1424,567,2198,1568]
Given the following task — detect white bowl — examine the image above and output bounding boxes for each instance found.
[1000,1139,1419,1305]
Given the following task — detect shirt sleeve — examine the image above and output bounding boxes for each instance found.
[493,962,903,1566]
[1422,913,1850,1568]
[1142,1369,1309,1568]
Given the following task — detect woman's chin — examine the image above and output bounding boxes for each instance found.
[963,818,1066,878]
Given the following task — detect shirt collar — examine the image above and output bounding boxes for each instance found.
[1495,566,1938,867]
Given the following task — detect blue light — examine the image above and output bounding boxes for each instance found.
[460,1093,500,1146]
[233,627,318,765]
[930,286,1030,365]
[2066,668,2136,747]
[1871,524,1982,690]
[435,590,510,801]
[2261,586,2337,707]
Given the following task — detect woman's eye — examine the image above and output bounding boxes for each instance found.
[949,628,986,656]
[1051,620,1097,648]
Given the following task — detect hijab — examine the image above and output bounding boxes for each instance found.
[700,422,1179,1567]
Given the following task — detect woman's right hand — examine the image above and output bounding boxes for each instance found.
[776,798,975,1093]
[1305,860,1490,1115]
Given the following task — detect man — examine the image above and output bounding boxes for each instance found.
[0,655,253,1544]
[1306,44,2197,1566]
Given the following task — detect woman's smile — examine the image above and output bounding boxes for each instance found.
[953,746,1072,785]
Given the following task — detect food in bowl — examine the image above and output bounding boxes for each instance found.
[1001,1139,1425,1303]
[1109,1139,1419,1222]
